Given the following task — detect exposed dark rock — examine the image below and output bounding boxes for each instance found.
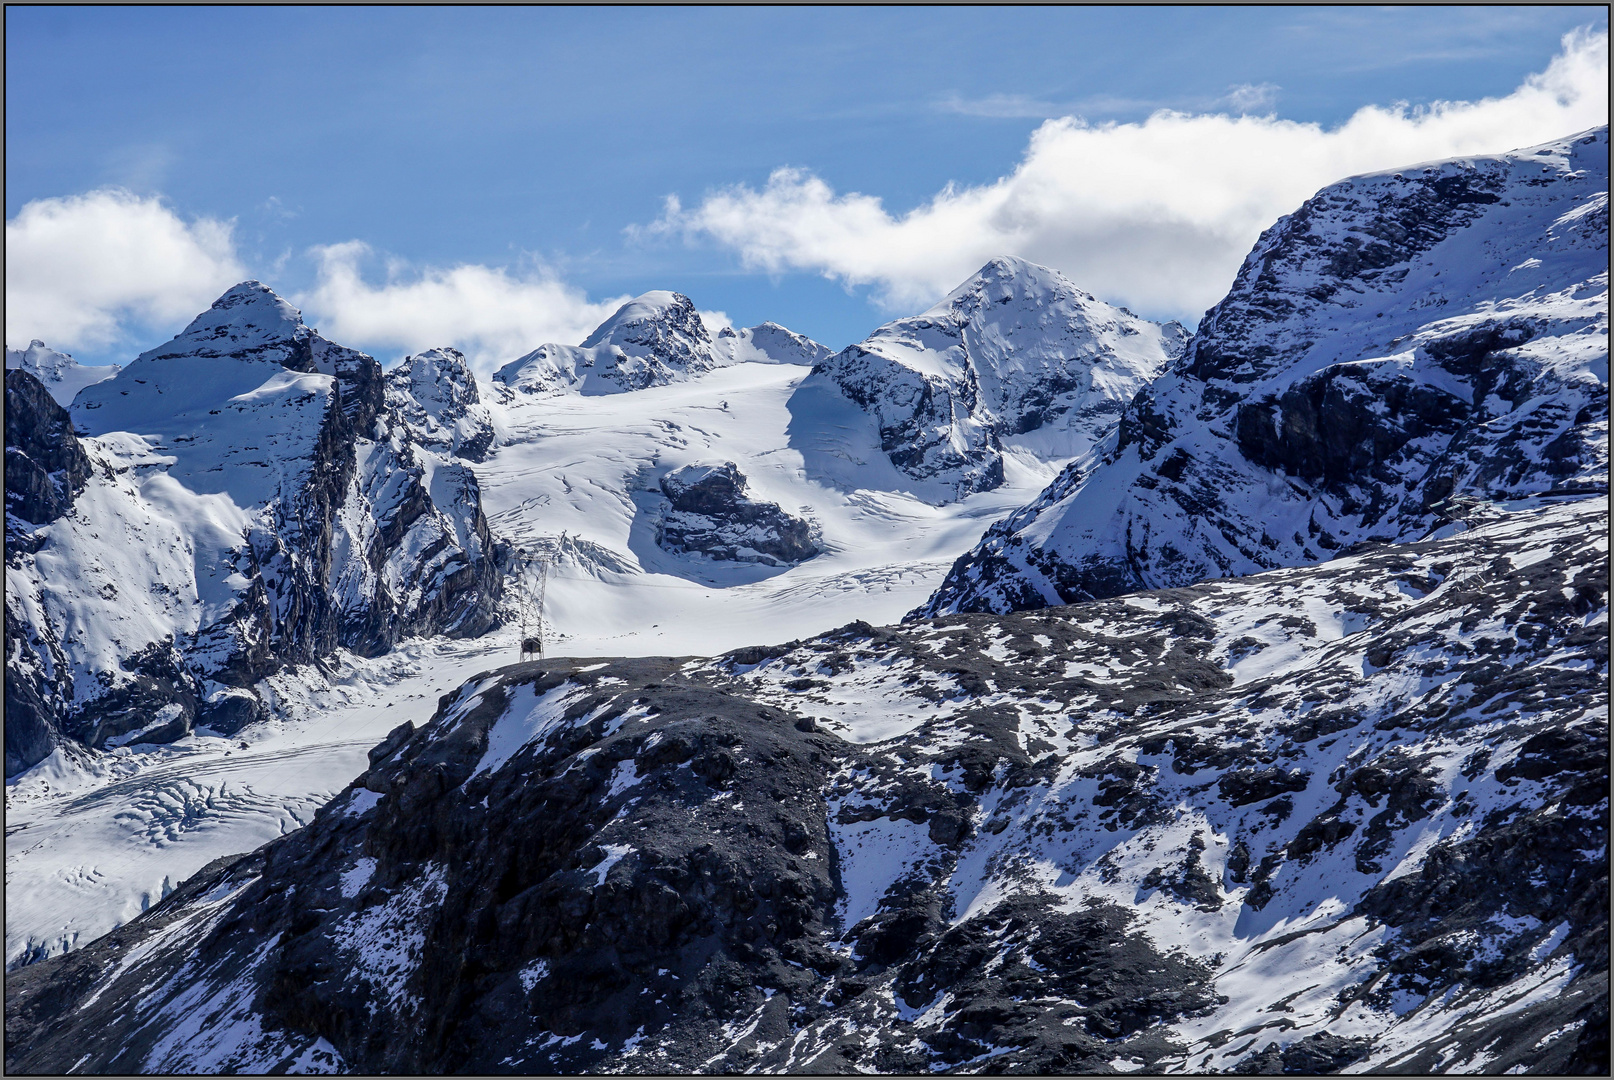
[5,369,90,535]
[656,462,818,566]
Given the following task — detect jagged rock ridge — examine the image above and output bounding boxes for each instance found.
[802,256,1186,502]
[3,283,502,773]
[4,498,1604,1074]
[918,127,1609,617]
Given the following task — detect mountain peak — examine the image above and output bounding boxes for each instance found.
[141,281,310,364]
[581,291,707,351]
[930,256,1097,316]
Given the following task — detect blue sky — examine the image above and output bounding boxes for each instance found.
[6,6,1608,370]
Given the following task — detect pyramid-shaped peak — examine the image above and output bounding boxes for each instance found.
[922,257,1100,318]
[136,281,311,365]
[977,255,1043,279]
[199,280,305,327]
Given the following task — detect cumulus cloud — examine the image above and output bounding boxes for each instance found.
[298,242,632,374]
[650,28,1608,322]
[5,188,246,352]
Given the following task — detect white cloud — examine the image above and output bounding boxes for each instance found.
[651,28,1608,323]
[1224,82,1280,114]
[298,242,631,374]
[5,188,245,352]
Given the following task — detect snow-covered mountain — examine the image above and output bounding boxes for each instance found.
[4,340,120,406]
[713,321,835,366]
[6,497,1604,1074]
[4,283,501,776]
[800,257,1186,502]
[918,128,1610,617]
[494,292,832,396]
[4,129,1607,1077]
[384,347,495,461]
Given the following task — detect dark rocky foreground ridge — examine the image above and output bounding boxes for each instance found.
[6,496,1605,1074]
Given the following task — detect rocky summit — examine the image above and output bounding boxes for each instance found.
[804,256,1185,502]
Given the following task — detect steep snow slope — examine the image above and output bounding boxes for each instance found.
[4,283,500,776]
[6,497,1602,1074]
[5,341,119,406]
[920,128,1609,616]
[807,256,1186,500]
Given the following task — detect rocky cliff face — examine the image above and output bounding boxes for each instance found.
[4,369,91,538]
[918,128,1609,616]
[5,497,1603,1074]
[4,370,95,775]
[3,283,502,772]
[804,257,1185,502]
[656,462,818,566]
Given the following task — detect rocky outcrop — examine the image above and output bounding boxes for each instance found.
[801,257,1185,501]
[918,127,1610,617]
[5,369,97,774]
[656,462,818,566]
[5,369,91,536]
[384,347,495,461]
[3,283,502,771]
[6,498,1604,1074]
